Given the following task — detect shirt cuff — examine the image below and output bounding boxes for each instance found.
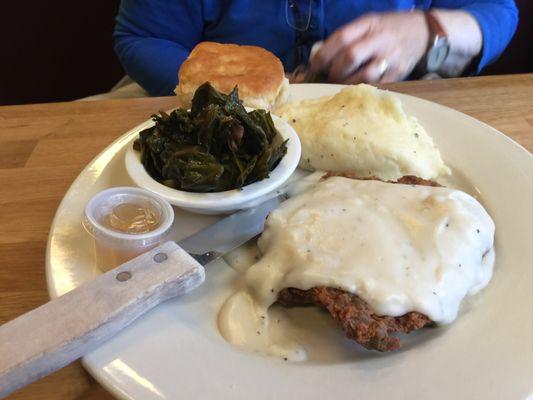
[459,3,518,73]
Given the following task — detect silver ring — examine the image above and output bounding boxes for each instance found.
[377,59,390,77]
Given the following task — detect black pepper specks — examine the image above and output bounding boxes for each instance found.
[414,132,419,138]
[292,118,296,123]
[476,229,480,233]
[283,357,288,361]
[270,288,274,293]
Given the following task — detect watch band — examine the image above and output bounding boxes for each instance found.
[420,11,451,74]
[425,12,447,43]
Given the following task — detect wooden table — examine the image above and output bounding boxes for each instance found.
[0,74,532,399]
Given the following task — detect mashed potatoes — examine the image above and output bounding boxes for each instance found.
[274,84,450,180]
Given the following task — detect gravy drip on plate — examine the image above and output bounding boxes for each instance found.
[218,177,495,361]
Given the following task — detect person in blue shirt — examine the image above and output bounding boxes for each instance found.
[114,0,518,96]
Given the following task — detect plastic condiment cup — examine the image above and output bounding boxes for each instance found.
[83,187,174,272]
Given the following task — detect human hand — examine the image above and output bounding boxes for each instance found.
[286,68,306,84]
[312,11,430,84]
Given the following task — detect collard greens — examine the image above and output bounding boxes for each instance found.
[133,82,288,192]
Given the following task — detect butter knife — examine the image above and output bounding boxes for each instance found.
[0,195,283,398]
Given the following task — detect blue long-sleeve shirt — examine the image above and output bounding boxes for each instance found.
[114,0,518,96]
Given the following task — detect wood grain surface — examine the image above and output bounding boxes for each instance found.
[0,74,532,399]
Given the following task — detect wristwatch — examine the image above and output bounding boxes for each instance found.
[421,12,450,73]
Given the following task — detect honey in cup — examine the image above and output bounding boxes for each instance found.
[83,187,174,272]
[103,203,161,234]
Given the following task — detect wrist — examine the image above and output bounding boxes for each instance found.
[423,11,451,73]
[429,10,483,65]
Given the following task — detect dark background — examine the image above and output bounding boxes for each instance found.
[1,1,531,106]
[1,2,124,106]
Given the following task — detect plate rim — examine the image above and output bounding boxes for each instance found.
[45,83,533,399]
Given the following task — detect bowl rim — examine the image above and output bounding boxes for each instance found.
[124,113,301,210]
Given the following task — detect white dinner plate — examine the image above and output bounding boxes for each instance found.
[46,84,533,400]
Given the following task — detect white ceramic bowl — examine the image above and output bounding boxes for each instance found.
[125,113,301,214]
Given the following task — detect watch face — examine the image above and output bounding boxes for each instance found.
[427,38,450,72]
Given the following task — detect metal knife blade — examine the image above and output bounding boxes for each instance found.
[177,194,285,265]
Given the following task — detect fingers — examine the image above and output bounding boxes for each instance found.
[342,58,386,84]
[287,66,306,84]
[342,58,407,84]
[378,57,411,83]
[340,45,410,84]
[312,14,376,73]
[288,72,306,84]
[327,35,379,82]
[378,69,399,84]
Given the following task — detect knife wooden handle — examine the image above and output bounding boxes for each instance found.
[0,241,205,398]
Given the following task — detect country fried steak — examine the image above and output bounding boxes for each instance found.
[321,171,443,187]
[277,287,433,352]
[276,174,439,352]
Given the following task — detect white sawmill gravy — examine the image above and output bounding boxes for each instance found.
[218,177,495,361]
